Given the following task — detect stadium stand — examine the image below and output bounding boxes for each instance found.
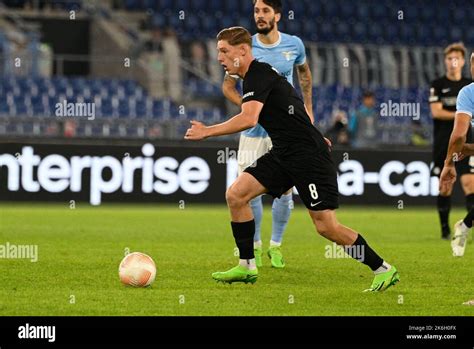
[120,0,474,46]
[0,0,470,145]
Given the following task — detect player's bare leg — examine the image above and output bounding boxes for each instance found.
[308,209,400,292]
[308,209,357,245]
[212,173,267,284]
[452,174,474,256]
[226,172,268,221]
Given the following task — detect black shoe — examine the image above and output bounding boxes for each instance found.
[441,229,451,240]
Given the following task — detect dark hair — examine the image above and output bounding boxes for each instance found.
[216,27,252,47]
[252,0,282,14]
[362,91,375,99]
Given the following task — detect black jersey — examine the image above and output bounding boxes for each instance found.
[429,76,472,154]
[242,60,326,158]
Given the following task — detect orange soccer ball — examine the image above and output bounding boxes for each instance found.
[119,252,156,287]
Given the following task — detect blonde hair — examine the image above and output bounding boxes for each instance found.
[444,42,467,58]
[216,27,252,47]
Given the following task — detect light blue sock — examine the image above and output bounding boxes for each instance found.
[249,196,263,242]
[271,193,292,243]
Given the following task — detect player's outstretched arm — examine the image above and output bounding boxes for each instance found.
[184,101,263,141]
[222,74,242,106]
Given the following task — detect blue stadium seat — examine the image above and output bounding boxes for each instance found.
[420,5,436,22]
[449,26,463,42]
[367,22,384,43]
[435,6,450,23]
[384,25,399,45]
[399,24,414,45]
[14,103,29,116]
[0,104,10,116]
[191,0,206,11]
[185,14,200,32]
[240,0,253,13]
[152,13,166,28]
[416,26,430,46]
[432,25,448,45]
[200,14,219,34]
[235,16,252,32]
[466,30,474,46]
[219,15,235,30]
[302,21,316,41]
[452,7,466,23]
[225,0,239,13]
[207,0,222,13]
[339,1,352,20]
[318,22,334,42]
[356,2,370,20]
[404,5,419,23]
[321,2,338,18]
[374,3,388,19]
[335,21,350,43]
[287,21,302,37]
[158,0,173,10]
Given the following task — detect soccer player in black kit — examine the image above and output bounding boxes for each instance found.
[185,27,399,292]
[429,42,474,239]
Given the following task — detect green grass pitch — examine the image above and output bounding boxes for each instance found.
[0,203,473,316]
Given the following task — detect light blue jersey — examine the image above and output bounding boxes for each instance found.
[243,32,307,138]
[456,82,474,125]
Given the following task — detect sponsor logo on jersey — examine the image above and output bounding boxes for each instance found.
[243,91,255,99]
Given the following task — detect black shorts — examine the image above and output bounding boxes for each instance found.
[432,127,474,177]
[431,154,474,177]
[245,149,339,211]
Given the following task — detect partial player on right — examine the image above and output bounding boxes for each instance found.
[429,42,474,240]
[440,52,474,257]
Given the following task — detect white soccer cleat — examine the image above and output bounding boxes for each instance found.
[451,220,470,257]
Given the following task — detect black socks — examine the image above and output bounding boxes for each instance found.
[345,234,384,271]
[466,194,474,212]
[231,220,255,260]
[463,208,474,228]
[437,195,451,237]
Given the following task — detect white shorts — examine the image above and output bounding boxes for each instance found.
[237,134,273,174]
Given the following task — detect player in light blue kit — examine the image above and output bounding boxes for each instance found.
[222,0,315,268]
[440,52,474,257]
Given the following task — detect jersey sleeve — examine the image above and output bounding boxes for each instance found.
[242,65,276,104]
[294,36,307,66]
[456,86,474,118]
[429,80,441,104]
